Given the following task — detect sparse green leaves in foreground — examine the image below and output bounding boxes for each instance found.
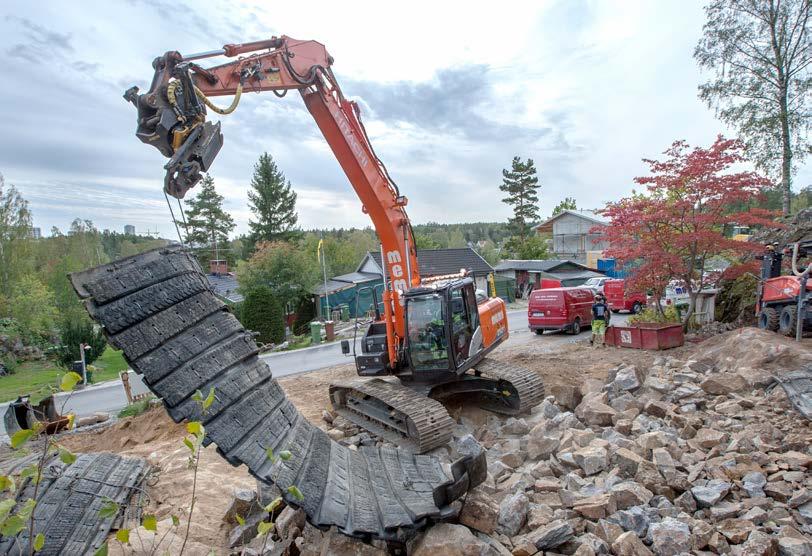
[10,429,35,449]
[60,371,83,392]
[142,514,157,532]
[0,475,16,493]
[115,528,130,544]
[98,499,119,519]
[33,532,45,551]
[58,447,77,465]
[286,485,304,501]
[257,520,274,536]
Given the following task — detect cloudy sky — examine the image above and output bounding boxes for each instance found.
[1,1,809,239]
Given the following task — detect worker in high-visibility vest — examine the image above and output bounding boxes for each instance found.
[591,293,610,347]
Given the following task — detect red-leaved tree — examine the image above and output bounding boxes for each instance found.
[601,136,777,326]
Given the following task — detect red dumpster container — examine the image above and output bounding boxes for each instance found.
[605,323,684,350]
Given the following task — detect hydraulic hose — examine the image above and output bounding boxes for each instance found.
[194,83,243,115]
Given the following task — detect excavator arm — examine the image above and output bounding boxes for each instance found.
[124,36,419,365]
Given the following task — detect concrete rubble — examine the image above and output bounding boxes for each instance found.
[229,329,812,554]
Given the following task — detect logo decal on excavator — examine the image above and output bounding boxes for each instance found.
[386,250,408,293]
[337,117,370,168]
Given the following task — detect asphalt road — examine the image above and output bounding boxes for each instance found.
[0,308,631,435]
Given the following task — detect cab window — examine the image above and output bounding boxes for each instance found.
[450,287,474,365]
[407,294,449,371]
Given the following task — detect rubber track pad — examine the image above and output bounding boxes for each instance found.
[69,246,483,542]
[0,453,148,555]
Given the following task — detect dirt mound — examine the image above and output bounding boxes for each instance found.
[62,405,185,454]
[688,327,812,386]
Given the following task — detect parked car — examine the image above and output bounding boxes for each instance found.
[604,279,646,314]
[528,287,594,335]
[583,276,610,294]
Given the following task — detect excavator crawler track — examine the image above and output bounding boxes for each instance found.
[69,246,485,543]
[472,358,546,415]
[329,379,455,454]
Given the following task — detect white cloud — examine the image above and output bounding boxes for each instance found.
[0,0,808,238]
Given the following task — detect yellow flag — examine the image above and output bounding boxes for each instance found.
[317,239,323,261]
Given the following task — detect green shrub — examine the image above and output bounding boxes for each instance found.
[628,305,680,325]
[118,398,153,418]
[242,287,286,344]
[53,317,108,368]
[1,354,18,375]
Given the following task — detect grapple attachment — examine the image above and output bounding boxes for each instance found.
[123,55,223,199]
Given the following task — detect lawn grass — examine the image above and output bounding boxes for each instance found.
[0,347,129,403]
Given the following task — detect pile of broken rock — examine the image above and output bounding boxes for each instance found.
[236,341,812,555]
[450,355,812,556]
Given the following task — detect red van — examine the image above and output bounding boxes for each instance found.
[528,287,594,335]
[604,279,646,314]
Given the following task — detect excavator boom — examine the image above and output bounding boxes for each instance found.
[124,36,418,363]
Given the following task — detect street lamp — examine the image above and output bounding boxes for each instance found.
[79,343,92,385]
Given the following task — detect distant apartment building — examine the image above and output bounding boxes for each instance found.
[124,224,136,235]
[30,227,41,240]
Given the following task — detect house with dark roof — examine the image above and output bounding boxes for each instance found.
[494,259,605,295]
[535,210,609,264]
[313,247,494,319]
[358,247,494,291]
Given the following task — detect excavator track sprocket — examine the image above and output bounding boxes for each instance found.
[470,358,546,415]
[329,378,455,454]
[69,246,485,543]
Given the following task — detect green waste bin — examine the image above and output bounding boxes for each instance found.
[340,305,350,322]
[310,321,322,345]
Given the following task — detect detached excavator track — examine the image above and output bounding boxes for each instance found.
[329,379,455,454]
[472,358,546,415]
[69,246,485,543]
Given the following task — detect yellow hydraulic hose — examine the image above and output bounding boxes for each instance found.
[167,80,243,116]
[193,83,242,114]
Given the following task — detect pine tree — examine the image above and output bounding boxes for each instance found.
[183,175,236,255]
[248,153,299,242]
[499,156,541,240]
[552,197,577,215]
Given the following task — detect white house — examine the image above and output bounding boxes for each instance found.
[535,210,609,264]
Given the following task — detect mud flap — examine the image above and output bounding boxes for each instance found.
[69,246,485,542]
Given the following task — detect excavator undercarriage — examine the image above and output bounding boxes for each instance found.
[329,358,545,454]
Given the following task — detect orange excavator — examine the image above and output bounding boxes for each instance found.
[124,36,544,453]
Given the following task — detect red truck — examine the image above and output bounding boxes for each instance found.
[604,279,646,314]
[756,240,811,337]
[528,287,594,335]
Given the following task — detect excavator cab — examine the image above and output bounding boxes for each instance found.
[354,278,483,380]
